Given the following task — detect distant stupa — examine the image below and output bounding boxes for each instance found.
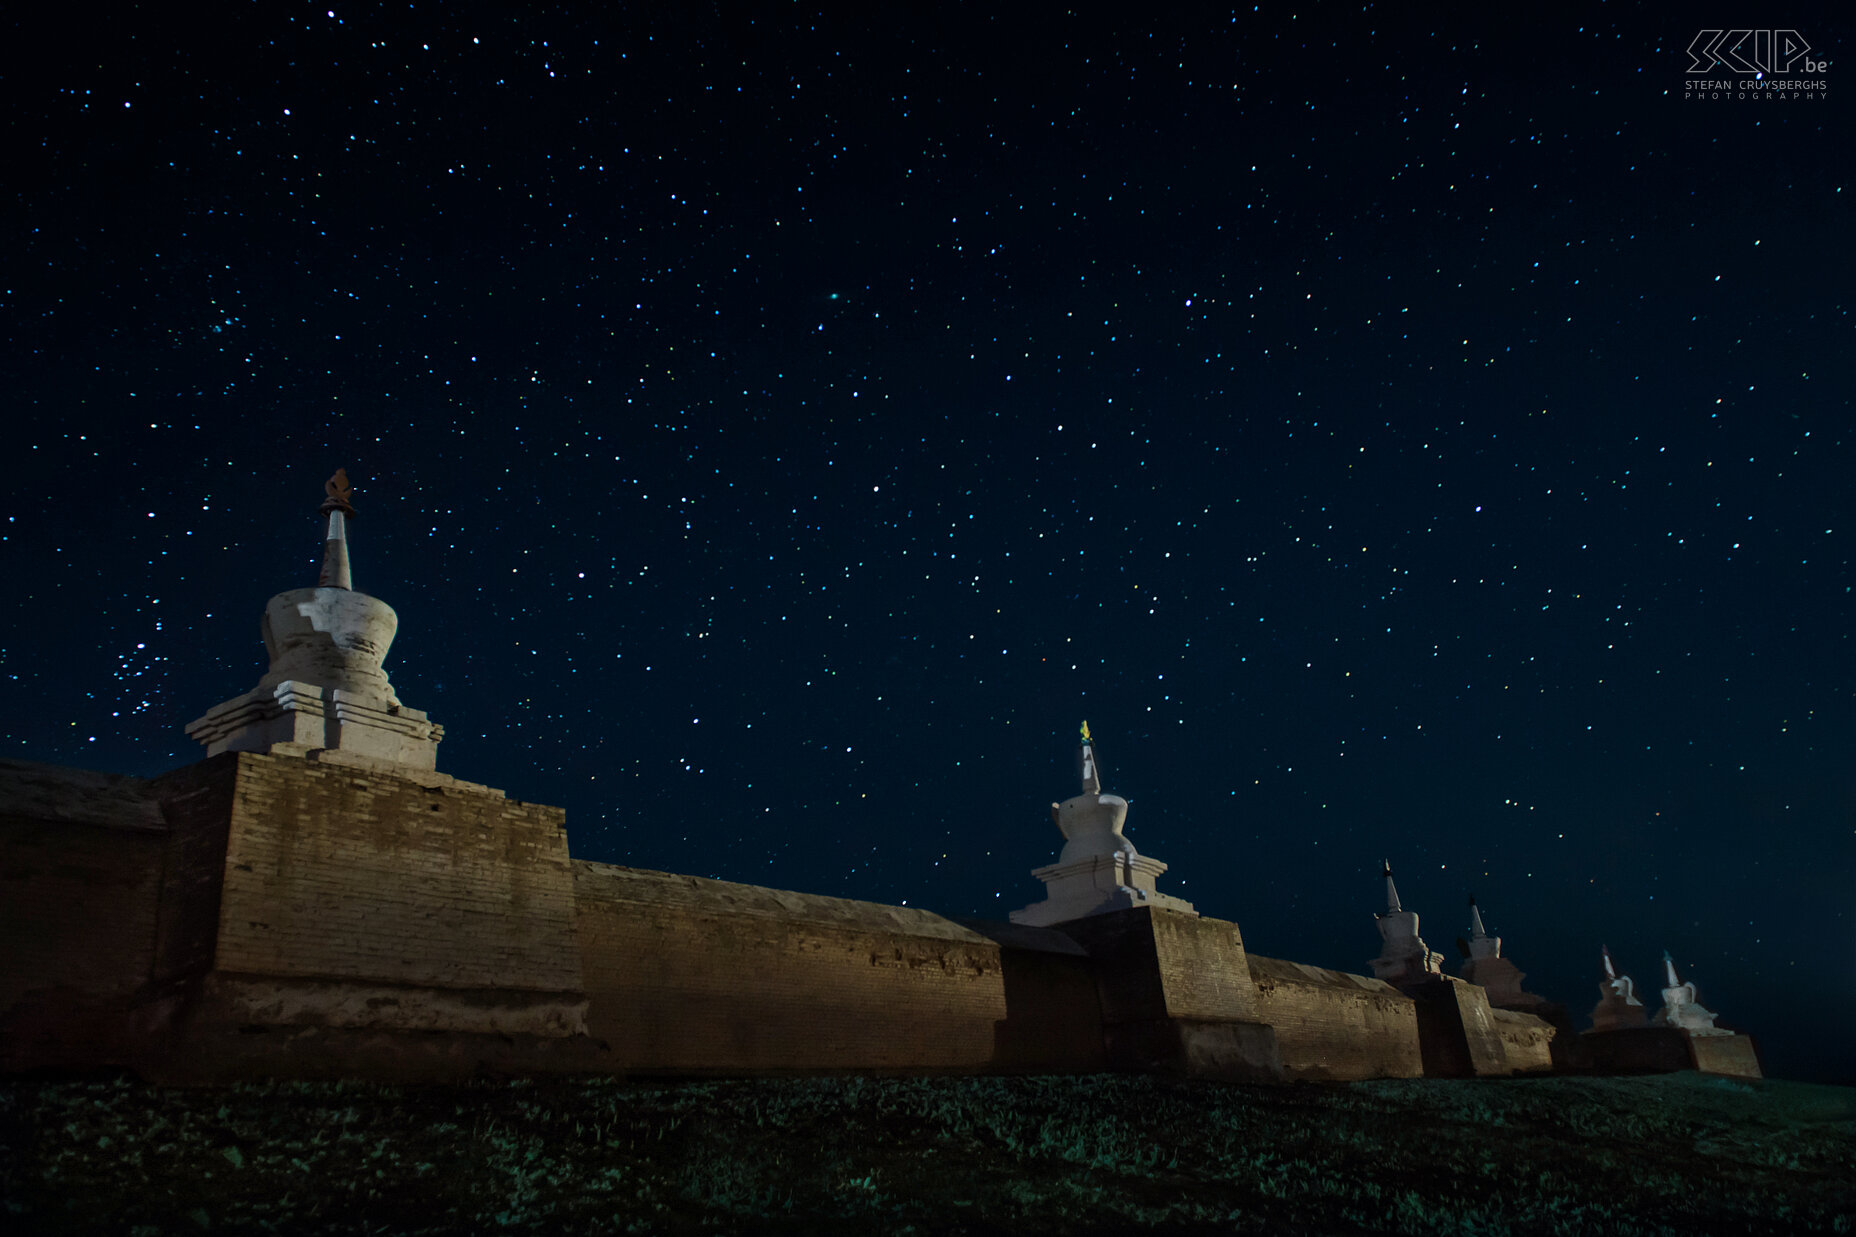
[1368,860,1444,985]
[1651,951,1728,1036]
[185,468,445,770]
[1455,894,1546,1010]
[1009,722,1196,926]
[1588,945,1648,1031]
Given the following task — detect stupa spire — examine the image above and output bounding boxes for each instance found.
[1079,719,1101,794]
[1602,944,1618,981]
[1467,894,1489,941]
[1381,860,1403,915]
[318,468,357,590]
[1662,949,1681,989]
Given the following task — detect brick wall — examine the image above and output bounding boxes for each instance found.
[574,861,1010,1073]
[1409,976,1511,1078]
[210,752,582,995]
[0,760,170,1067]
[1147,911,1262,1022]
[1246,954,1424,1080]
[1057,907,1259,1023]
[1051,909,1281,1081]
[149,757,240,992]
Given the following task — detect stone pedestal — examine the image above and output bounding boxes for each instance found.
[1582,1025,1763,1078]
[1012,847,1196,927]
[136,749,593,1082]
[1056,907,1281,1082]
[1404,976,1513,1078]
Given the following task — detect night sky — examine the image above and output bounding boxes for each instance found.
[6,4,1851,1081]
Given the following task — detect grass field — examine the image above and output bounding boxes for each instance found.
[3,1070,1852,1235]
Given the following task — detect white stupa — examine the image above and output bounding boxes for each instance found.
[1456,894,1542,1009]
[1009,722,1196,927]
[1650,951,1728,1036]
[1588,945,1648,1031]
[1368,860,1444,985]
[185,469,444,770]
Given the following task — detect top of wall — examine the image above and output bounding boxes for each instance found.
[0,759,165,833]
[1248,952,1403,996]
[573,859,1082,955]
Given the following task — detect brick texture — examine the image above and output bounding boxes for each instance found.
[1053,909,1281,1081]
[211,753,581,995]
[1246,954,1424,1080]
[149,757,240,994]
[1057,907,1259,1023]
[574,861,1009,1072]
[3,754,1632,1085]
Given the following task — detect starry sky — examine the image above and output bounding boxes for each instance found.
[6,4,1851,1081]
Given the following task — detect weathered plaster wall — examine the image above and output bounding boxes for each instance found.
[1585,1026,1763,1078]
[1245,954,1424,1080]
[1489,1007,1556,1074]
[575,861,1029,1073]
[1689,1033,1762,1078]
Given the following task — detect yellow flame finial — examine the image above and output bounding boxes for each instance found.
[1080,720,1092,744]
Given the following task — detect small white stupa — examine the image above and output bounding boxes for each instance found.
[1588,944,1648,1031]
[1650,951,1728,1036]
[1369,860,1444,985]
[1009,722,1196,927]
[185,469,444,770]
[1456,894,1541,1008]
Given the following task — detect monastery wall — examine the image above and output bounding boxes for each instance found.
[0,482,1730,1085]
[1688,1032,1762,1079]
[0,762,169,1068]
[1056,908,1282,1080]
[148,750,591,1054]
[574,861,1059,1073]
[1245,954,1424,1080]
[0,748,1611,1085]
[1489,1007,1556,1074]
[207,751,581,997]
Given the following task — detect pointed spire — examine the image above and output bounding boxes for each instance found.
[1382,859,1402,914]
[1602,944,1618,981]
[318,468,357,590]
[1663,949,1680,988]
[1467,893,1489,940]
[1078,720,1101,794]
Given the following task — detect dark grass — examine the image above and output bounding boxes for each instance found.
[3,1071,1853,1235]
